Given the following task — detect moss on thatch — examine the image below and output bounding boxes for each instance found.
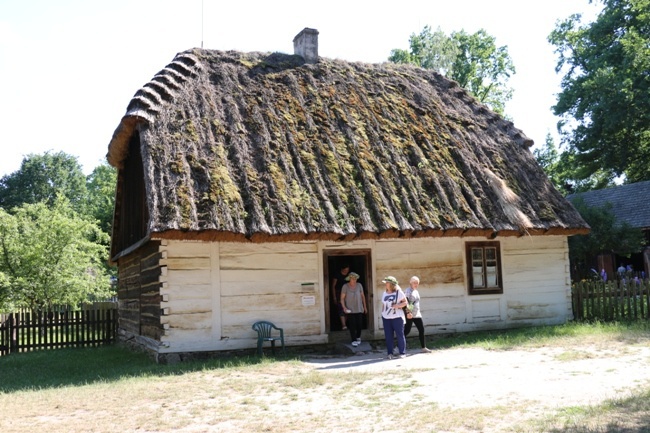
[107,49,589,243]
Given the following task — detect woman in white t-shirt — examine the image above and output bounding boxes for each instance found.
[380,276,408,359]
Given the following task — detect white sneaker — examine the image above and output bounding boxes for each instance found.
[351,341,359,347]
[398,354,406,359]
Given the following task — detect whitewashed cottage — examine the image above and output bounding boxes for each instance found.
[106,28,589,362]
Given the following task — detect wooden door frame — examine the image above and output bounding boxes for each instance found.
[323,249,373,333]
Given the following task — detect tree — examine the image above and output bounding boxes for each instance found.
[450,30,515,115]
[85,163,117,234]
[534,133,615,194]
[568,197,645,280]
[389,26,458,75]
[389,26,516,115]
[0,152,117,233]
[0,198,112,311]
[0,151,87,212]
[549,0,650,183]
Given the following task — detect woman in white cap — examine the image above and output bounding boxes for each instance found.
[381,276,408,359]
[340,272,367,346]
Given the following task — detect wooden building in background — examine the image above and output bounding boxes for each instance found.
[568,181,650,278]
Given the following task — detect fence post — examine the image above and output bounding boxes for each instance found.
[645,280,650,320]
[638,280,645,319]
[10,314,17,353]
[0,315,4,356]
[605,281,613,320]
[572,283,577,320]
[573,281,582,321]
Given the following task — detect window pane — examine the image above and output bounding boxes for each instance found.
[485,247,496,261]
[472,266,484,287]
[486,264,497,286]
[472,248,483,262]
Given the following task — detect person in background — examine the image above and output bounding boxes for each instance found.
[404,276,430,352]
[331,264,350,330]
[381,276,408,359]
[340,271,367,346]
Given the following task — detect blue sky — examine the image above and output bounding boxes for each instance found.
[0,0,600,177]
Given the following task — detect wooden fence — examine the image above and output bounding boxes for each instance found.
[0,304,118,356]
[572,279,650,321]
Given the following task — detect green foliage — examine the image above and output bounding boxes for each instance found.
[533,134,560,179]
[449,29,515,115]
[568,197,645,276]
[84,163,117,234]
[389,26,458,75]
[389,25,515,115]
[534,133,615,194]
[549,0,650,183]
[0,198,113,310]
[0,151,87,212]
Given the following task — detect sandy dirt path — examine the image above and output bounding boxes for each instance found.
[303,343,650,410]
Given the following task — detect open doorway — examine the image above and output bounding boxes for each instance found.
[324,249,372,334]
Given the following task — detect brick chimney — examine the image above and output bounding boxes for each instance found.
[293,28,319,63]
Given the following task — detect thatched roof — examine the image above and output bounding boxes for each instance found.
[107,48,589,244]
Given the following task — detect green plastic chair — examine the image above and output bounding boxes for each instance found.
[252,320,285,356]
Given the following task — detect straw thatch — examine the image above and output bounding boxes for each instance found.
[107,48,589,245]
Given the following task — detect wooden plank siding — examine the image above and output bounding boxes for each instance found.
[501,236,572,325]
[117,235,572,357]
[372,237,467,336]
[219,242,322,345]
[157,240,324,353]
[370,236,571,335]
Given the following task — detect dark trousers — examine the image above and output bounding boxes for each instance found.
[405,317,425,348]
[347,313,363,342]
[382,316,406,355]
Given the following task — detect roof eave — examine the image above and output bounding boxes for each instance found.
[148,226,589,243]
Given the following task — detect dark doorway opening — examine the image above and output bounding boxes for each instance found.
[324,250,372,333]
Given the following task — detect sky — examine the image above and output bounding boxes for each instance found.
[0,0,602,178]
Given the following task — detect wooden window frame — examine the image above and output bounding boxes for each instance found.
[465,241,503,295]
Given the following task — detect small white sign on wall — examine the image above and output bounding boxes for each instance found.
[301,295,316,306]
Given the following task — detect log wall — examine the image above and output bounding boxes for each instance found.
[117,240,163,347]
[119,235,571,356]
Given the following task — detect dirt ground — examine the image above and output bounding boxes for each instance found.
[302,342,650,410]
[3,338,650,433]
